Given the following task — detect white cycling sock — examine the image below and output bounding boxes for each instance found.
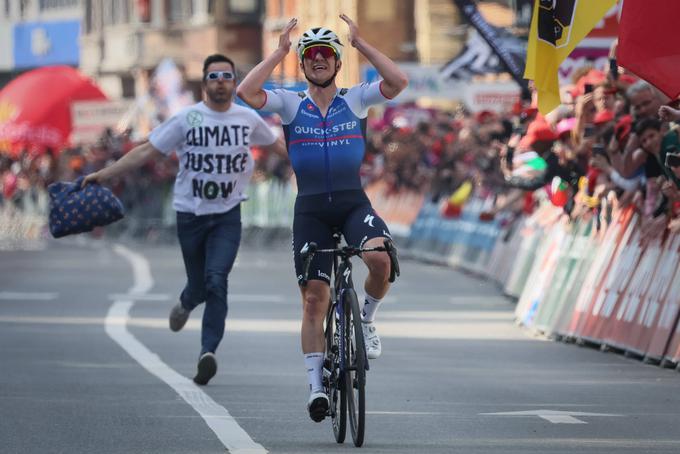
[361,294,382,322]
[304,352,324,393]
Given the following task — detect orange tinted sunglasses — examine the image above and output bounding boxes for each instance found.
[302,44,337,60]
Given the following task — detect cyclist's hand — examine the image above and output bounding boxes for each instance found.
[278,18,297,54]
[340,14,360,47]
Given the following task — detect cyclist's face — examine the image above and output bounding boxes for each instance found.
[301,47,340,84]
[203,62,235,105]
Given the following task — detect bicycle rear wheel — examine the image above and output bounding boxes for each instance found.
[343,289,366,447]
[325,303,346,443]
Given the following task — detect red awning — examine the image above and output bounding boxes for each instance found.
[0,66,107,156]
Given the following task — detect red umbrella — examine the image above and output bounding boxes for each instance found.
[0,66,107,156]
[617,0,680,100]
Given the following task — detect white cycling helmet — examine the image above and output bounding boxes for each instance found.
[296,27,343,61]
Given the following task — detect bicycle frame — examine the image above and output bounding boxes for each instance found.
[300,234,399,446]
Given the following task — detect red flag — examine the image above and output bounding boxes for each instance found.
[617,0,680,99]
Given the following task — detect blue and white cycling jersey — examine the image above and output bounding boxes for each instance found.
[260,81,390,197]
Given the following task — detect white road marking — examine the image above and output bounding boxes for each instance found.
[480,409,623,424]
[106,294,288,303]
[108,293,171,302]
[0,291,58,300]
[0,315,526,340]
[107,245,266,454]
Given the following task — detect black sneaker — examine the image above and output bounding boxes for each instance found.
[193,352,217,385]
[307,391,329,422]
[169,302,190,332]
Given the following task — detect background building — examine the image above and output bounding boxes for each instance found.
[79,0,266,100]
[263,0,418,87]
[0,0,83,87]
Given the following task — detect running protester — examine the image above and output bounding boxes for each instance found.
[237,15,408,422]
[84,54,286,385]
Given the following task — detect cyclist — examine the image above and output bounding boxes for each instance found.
[237,15,408,421]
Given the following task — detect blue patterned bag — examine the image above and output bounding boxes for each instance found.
[47,177,125,238]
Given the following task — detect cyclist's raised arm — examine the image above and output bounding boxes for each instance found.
[237,18,297,109]
[339,14,408,99]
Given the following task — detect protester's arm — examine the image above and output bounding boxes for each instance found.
[237,18,297,109]
[339,14,408,99]
[261,136,288,160]
[83,141,162,185]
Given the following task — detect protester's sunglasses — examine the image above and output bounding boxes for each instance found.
[302,44,337,60]
[205,71,235,81]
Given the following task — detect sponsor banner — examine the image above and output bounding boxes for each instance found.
[564,207,635,338]
[460,81,521,114]
[552,221,599,335]
[13,20,80,68]
[646,235,680,361]
[487,216,525,287]
[362,64,520,112]
[70,99,134,145]
[603,238,663,353]
[515,222,566,328]
[632,235,680,359]
[536,218,595,336]
[579,218,642,343]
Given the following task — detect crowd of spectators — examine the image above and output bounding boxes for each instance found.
[343,57,680,242]
[5,55,680,244]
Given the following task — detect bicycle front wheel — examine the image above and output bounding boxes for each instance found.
[343,288,366,447]
[325,303,346,443]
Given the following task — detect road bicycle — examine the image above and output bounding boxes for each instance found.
[300,233,399,447]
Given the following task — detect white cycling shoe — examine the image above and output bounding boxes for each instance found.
[307,391,329,422]
[362,321,382,359]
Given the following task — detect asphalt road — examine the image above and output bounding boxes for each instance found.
[1,235,680,454]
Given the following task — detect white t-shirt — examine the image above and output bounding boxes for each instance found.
[149,101,277,215]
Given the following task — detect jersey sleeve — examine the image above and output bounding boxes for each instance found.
[148,114,185,155]
[260,88,300,125]
[249,113,278,146]
[345,81,391,118]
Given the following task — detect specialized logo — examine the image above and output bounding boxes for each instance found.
[363,214,375,227]
[186,110,203,127]
[537,0,577,48]
[343,267,351,284]
[359,235,368,248]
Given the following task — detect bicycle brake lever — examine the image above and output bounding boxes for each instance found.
[384,240,400,283]
[300,242,317,287]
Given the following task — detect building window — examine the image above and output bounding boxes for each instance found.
[111,0,131,24]
[39,0,79,10]
[168,0,193,23]
[228,0,258,14]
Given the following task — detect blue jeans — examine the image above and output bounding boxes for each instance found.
[176,206,241,355]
